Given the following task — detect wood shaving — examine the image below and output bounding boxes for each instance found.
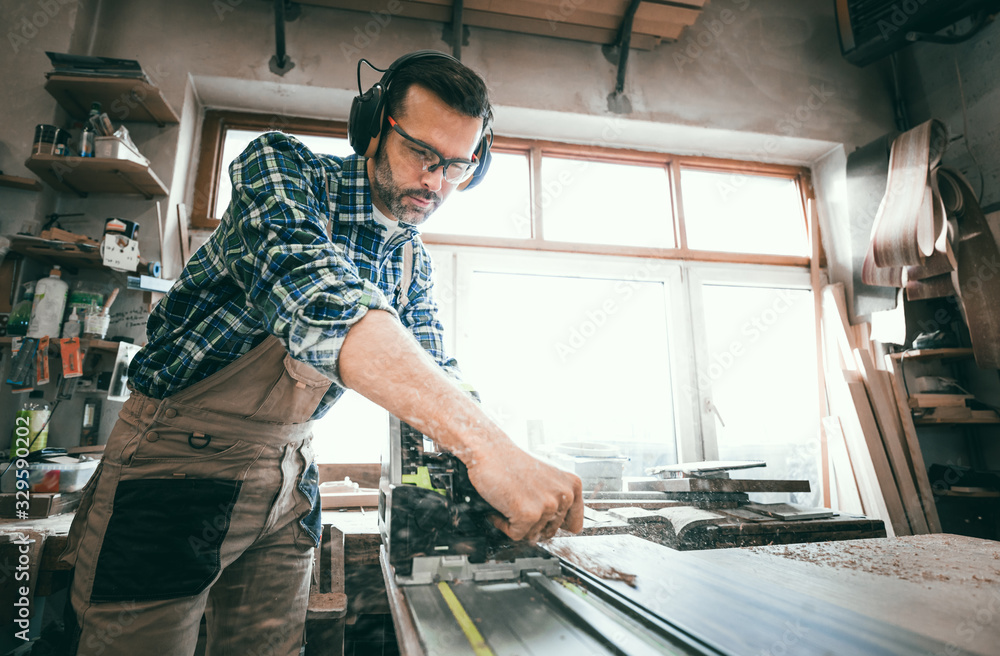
[545,542,638,588]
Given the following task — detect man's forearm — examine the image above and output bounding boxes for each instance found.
[338,308,500,464]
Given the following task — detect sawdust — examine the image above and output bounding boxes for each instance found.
[544,542,638,588]
[746,538,1000,587]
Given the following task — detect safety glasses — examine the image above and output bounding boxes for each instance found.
[387,116,479,184]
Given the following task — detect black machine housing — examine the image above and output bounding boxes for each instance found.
[379,417,514,577]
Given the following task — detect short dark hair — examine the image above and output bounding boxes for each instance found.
[384,55,493,129]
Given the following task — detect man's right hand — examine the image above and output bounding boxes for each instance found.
[465,434,584,543]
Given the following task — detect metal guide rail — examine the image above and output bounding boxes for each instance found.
[380,545,723,656]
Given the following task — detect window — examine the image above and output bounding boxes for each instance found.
[193,112,823,503]
[681,168,808,256]
[214,128,350,220]
[450,250,689,477]
[191,111,350,228]
[539,156,674,248]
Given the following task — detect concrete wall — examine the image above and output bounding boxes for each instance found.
[0,0,896,448]
[898,22,1000,212]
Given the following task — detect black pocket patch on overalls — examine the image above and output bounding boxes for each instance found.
[90,478,242,603]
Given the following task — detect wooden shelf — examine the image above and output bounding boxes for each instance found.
[0,174,42,192]
[933,488,1000,498]
[24,154,167,199]
[0,336,122,354]
[891,347,974,361]
[914,416,1000,425]
[7,235,104,273]
[44,74,179,126]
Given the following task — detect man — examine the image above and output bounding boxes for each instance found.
[61,51,583,655]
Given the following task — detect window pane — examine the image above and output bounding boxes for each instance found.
[312,391,388,464]
[215,129,351,219]
[699,284,821,505]
[458,268,677,483]
[682,170,808,256]
[423,151,531,239]
[541,157,674,248]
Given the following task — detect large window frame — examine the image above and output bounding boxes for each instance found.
[191,111,817,266]
[191,110,828,503]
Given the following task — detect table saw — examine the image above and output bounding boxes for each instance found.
[377,419,998,656]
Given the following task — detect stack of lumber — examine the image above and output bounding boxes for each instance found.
[820,283,941,537]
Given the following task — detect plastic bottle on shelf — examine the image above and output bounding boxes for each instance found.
[6,281,36,337]
[62,307,81,338]
[27,266,69,338]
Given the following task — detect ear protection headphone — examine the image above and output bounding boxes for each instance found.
[348,50,492,191]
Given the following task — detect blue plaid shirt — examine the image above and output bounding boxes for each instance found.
[128,132,474,419]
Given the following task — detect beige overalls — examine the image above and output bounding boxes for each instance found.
[62,335,334,655]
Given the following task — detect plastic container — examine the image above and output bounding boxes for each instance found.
[0,460,99,494]
[9,391,50,457]
[27,266,69,338]
[83,311,110,339]
[67,281,105,328]
[62,307,81,338]
[6,281,35,337]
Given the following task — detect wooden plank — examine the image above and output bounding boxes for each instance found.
[685,535,1000,656]
[890,347,974,361]
[550,535,985,655]
[915,415,1000,425]
[854,349,928,534]
[809,198,831,508]
[845,374,910,535]
[822,416,865,515]
[641,478,810,493]
[907,393,972,408]
[24,154,168,197]
[415,0,697,36]
[305,0,664,47]
[0,173,42,192]
[44,74,179,124]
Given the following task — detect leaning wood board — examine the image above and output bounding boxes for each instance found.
[845,374,911,535]
[885,354,943,533]
[854,349,929,534]
[549,534,994,655]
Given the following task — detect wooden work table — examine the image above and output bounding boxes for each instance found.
[550,533,1000,656]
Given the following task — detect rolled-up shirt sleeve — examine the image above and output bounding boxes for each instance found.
[227,132,396,386]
